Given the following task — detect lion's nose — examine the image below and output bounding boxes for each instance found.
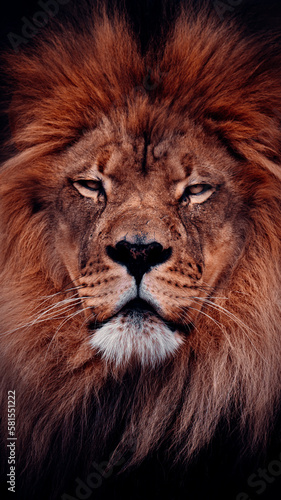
[106,240,172,285]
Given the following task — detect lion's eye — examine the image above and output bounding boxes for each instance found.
[181,183,214,204]
[73,179,105,199]
[76,180,101,191]
[188,184,211,195]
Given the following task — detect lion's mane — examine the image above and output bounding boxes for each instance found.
[1,3,281,499]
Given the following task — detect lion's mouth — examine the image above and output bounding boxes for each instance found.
[121,298,158,315]
[88,298,192,335]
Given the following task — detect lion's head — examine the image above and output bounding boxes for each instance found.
[52,112,249,370]
[1,3,281,499]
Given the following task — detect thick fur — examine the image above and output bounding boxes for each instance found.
[1,3,281,500]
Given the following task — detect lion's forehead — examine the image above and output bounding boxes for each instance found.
[64,118,228,185]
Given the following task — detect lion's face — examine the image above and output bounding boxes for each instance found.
[45,113,248,368]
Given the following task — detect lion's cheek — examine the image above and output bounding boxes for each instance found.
[53,221,82,282]
[202,225,239,287]
[81,274,137,322]
[140,274,202,326]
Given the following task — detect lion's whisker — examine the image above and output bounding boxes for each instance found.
[190,298,267,362]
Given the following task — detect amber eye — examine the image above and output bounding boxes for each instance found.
[75,180,102,191]
[180,183,214,205]
[188,184,212,196]
[73,179,105,199]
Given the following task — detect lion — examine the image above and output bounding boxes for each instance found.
[1,2,281,499]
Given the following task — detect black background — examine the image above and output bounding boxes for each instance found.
[1,0,281,51]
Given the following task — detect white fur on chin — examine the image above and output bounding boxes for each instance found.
[89,312,183,367]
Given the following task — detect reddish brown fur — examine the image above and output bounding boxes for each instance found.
[1,4,281,499]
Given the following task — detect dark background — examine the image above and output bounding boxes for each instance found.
[1,0,281,52]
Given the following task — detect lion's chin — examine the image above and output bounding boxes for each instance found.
[89,312,184,368]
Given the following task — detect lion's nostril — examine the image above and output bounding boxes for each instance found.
[106,241,172,285]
